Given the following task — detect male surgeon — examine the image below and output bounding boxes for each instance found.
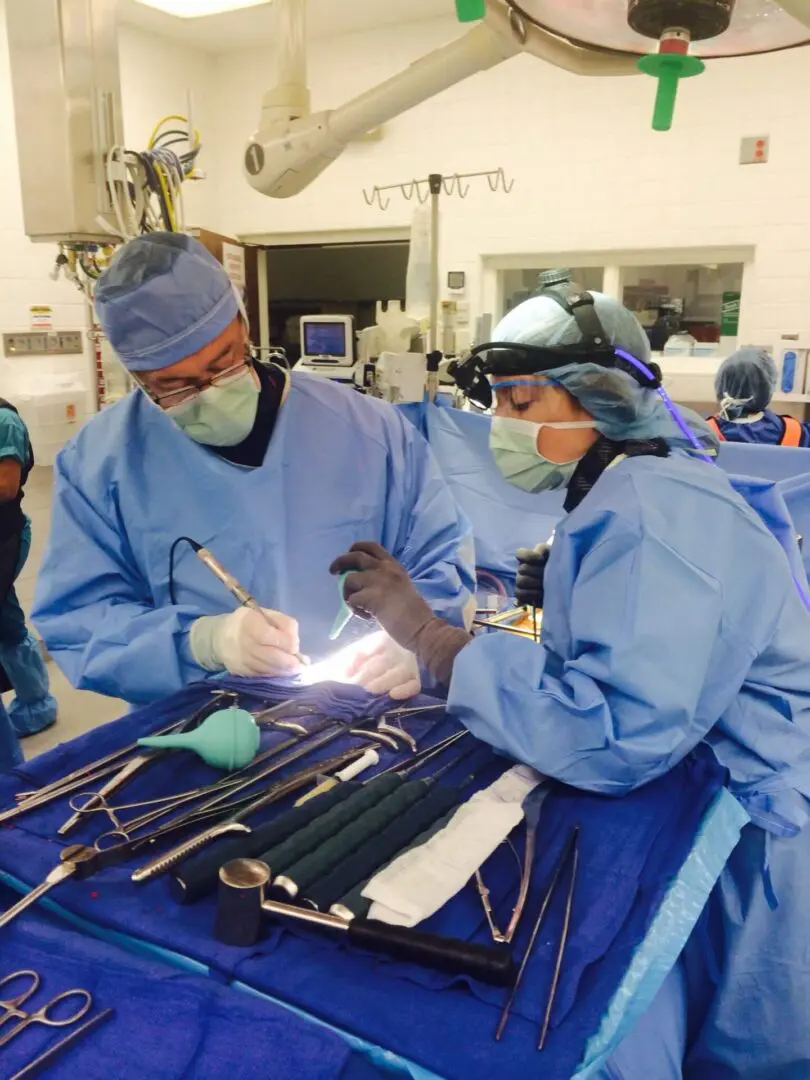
[33,233,473,706]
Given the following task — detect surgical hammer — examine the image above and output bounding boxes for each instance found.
[215,858,514,987]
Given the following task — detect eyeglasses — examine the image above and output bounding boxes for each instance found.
[140,349,254,409]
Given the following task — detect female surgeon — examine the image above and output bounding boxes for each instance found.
[331,290,810,1078]
[708,345,810,446]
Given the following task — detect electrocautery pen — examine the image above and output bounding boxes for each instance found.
[193,541,309,666]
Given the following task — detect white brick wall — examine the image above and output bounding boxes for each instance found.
[210,15,810,349]
[1,5,809,404]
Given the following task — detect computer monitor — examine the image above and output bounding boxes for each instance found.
[299,315,355,368]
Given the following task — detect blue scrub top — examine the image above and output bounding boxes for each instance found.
[0,406,31,563]
[0,407,28,468]
[713,409,810,447]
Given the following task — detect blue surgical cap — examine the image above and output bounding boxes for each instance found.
[714,347,776,419]
[492,292,718,453]
[94,233,240,372]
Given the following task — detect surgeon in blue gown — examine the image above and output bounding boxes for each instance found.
[32,233,474,706]
[708,346,810,447]
[332,291,810,1078]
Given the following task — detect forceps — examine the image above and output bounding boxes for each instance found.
[0,970,92,1049]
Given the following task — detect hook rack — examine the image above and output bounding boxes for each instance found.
[362,167,513,211]
[361,167,515,372]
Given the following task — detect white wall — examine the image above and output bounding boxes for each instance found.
[0,0,90,392]
[2,6,810,403]
[211,16,810,350]
[0,3,216,397]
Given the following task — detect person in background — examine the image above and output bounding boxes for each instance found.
[32,233,474,707]
[332,292,810,1077]
[708,345,810,446]
[647,306,679,353]
[0,398,57,769]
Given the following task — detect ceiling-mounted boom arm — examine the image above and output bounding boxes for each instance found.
[244,20,516,198]
[243,0,640,199]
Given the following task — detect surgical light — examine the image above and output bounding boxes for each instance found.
[505,0,809,131]
[134,0,270,18]
[503,1,809,57]
[296,633,382,689]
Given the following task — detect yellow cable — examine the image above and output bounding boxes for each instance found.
[155,163,177,231]
[148,113,201,151]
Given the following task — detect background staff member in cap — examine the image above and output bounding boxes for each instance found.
[708,346,810,446]
[32,233,473,706]
[0,398,57,769]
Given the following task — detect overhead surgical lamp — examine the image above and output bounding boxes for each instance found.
[244,0,810,199]
[135,0,270,15]
[501,1,809,58]
[512,1,810,130]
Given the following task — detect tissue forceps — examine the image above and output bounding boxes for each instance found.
[0,971,92,1049]
[495,826,579,1044]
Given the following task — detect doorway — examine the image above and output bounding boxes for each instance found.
[264,241,409,366]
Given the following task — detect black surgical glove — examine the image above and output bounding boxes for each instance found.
[330,542,434,650]
[515,545,550,610]
[329,541,471,685]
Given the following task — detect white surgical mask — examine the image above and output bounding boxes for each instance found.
[166,367,260,447]
[489,415,594,493]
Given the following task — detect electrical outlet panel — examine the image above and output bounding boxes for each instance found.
[3,331,84,356]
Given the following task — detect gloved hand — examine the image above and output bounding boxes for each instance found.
[190,607,302,677]
[329,542,434,651]
[330,542,472,687]
[337,630,421,701]
[514,544,550,610]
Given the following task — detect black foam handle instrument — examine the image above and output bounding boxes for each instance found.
[306,784,460,911]
[347,919,514,987]
[260,773,401,877]
[333,805,459,919]
[273,778,431,896]
[169,782,358,904]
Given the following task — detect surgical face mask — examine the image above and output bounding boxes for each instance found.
[165,367,260,447]
[489,414,594,493]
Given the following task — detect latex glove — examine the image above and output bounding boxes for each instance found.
[341,630,421,701]
[329,542,434,651]
[190,607,302,677]
[514,544,550,610]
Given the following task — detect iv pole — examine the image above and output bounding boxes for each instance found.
[363,168,514,397]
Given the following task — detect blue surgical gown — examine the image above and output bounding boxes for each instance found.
[449,452,810,1078]
[714,409,810,446]
[32,373,474,705]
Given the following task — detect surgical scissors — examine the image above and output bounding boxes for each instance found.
[2,692,242,826]
[65,717,343,847]
[0,971,92,1049]
[57,690,240,836]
